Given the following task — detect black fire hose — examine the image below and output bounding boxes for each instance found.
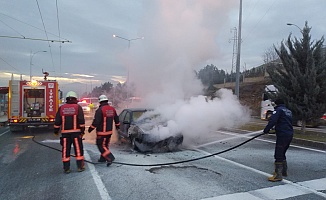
[32,132,266,167]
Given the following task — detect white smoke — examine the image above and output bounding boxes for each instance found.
[117,1,251,146]
[153,89,250,146]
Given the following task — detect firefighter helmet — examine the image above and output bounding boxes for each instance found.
[66,91,78,100]
[98,94,108,102]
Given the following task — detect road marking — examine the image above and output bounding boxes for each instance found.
[42,139,60,143]
[40,140,111,199]
[0,129,10,137]
[197,149,326,200]
[83,150,112,200]
[195,130,261,148]
[201,178,326,200]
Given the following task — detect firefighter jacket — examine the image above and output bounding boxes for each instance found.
[90,102,120,136]
[263,104,293,137]
[54,103,86,134]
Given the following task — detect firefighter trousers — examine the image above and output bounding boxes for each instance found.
[96,135,114,162]
[274,135,293,162]
[60,132,84,170]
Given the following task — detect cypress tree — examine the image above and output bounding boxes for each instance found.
[267,21,326,132]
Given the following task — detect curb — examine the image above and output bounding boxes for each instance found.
[291,137,326,150]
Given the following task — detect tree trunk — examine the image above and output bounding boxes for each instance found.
[300,120,306,134]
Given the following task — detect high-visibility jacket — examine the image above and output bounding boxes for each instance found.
[90,102,120,136]
[54,103,85,133]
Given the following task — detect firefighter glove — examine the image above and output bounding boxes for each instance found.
[88,127,94,133]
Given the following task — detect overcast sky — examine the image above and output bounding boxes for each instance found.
[1,0,326,96]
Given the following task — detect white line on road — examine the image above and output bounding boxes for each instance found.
[201,177,326,200]
[0,129,10,137]
[39,140,111,199]
[195,130,262,148]
[196,148,326,200]
[83,150,112,200]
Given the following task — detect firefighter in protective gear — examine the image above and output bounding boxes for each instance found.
[54,91,86,174]
[263,98,293,182]
[88,94,120,167]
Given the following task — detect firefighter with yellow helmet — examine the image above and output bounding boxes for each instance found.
[54,91,86,173]
[88,94,120,166]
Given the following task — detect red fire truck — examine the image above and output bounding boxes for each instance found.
[8,79,60,131]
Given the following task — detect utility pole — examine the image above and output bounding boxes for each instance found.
[235,0,242,98]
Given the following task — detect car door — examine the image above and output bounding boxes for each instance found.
[118,110,131,138]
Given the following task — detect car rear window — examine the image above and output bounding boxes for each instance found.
[133,111,147,121]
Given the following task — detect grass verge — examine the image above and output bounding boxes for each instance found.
[240,124,326,143]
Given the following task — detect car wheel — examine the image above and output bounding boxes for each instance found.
[167,138,177,151]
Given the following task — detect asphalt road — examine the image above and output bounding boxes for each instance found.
[0,117,325,200]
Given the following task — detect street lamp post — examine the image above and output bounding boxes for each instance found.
[113,35,144,49]
[112,34,144,103]
[286,23,303,32]
[30,50,47,81]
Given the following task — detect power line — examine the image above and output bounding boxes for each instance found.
[0,56,23,74]
[242,0,278,43]
[0,12,70,41]
[0,35,70,43]
[56,0,62,78]
[36,0,55,73]
[0,19,25,38]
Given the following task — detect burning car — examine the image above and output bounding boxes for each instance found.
[118,108,183,152]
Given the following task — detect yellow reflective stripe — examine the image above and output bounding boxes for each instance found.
[96,131,113,136]
[61,129,81,133]
[74,138,84,161]
[62,138,70,162]
[103,117,107,132]
[61,116,65,130]
[73,115,77,130]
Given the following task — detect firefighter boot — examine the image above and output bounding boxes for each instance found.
[98,156,106,163]
[106,153,115,167]
[268,162,283,182]
[63,162,70,174]
[282,160,288,176]
[77,160,85,172]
